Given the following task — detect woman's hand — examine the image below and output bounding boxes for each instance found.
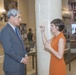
[40,26,45,32]
[44,41,52,50]
[40,25,48,47]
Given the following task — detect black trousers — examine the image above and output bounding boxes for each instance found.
[4,70,26,75]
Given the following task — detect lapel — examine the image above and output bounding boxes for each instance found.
[7,23,24,45]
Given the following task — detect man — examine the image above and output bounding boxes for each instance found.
[27,28,34,48]
[27,28,33,41]
[0,9,28,75]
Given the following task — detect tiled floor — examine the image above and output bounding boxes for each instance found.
[67,59,76,75]
[27,56,36,75]
[0,55,76,75]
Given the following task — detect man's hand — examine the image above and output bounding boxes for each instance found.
[22,56,28,64]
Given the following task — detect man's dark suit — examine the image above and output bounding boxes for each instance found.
[0,23,27,75]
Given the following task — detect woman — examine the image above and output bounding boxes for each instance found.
[40,18,66,75]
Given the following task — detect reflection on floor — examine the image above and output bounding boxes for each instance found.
[27,56,36,75]
[67,59,76,75]
[0,55,76,75]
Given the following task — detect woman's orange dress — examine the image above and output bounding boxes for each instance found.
[49,32,66,75]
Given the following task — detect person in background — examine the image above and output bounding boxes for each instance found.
[0,9,28,75]
[40,18,66,75]
[27,28,34,48]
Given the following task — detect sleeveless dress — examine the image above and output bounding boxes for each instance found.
[49,32,66,75]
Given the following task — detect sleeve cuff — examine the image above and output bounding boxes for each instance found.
[20,57,24,62]
[25,54,28,57]
[20,54,28,63]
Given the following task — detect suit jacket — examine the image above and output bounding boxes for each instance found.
[0,23,27,72]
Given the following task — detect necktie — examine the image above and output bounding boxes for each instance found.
[15,27,21,40]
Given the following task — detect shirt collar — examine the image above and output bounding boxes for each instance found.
[8,22,16,31]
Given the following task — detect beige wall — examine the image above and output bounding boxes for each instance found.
[0,0,4,14]
[18,0,28,25]
[18,0,36,29]
[18,0,36,38]
[28,0,35,30]
[0,0,36,38]
[28,0,36,39]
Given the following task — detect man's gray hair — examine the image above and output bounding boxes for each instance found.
[7,9,21,19]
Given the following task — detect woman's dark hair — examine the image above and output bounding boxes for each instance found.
[51,18,65,31]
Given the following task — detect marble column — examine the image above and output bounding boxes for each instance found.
[35,0,62,75]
